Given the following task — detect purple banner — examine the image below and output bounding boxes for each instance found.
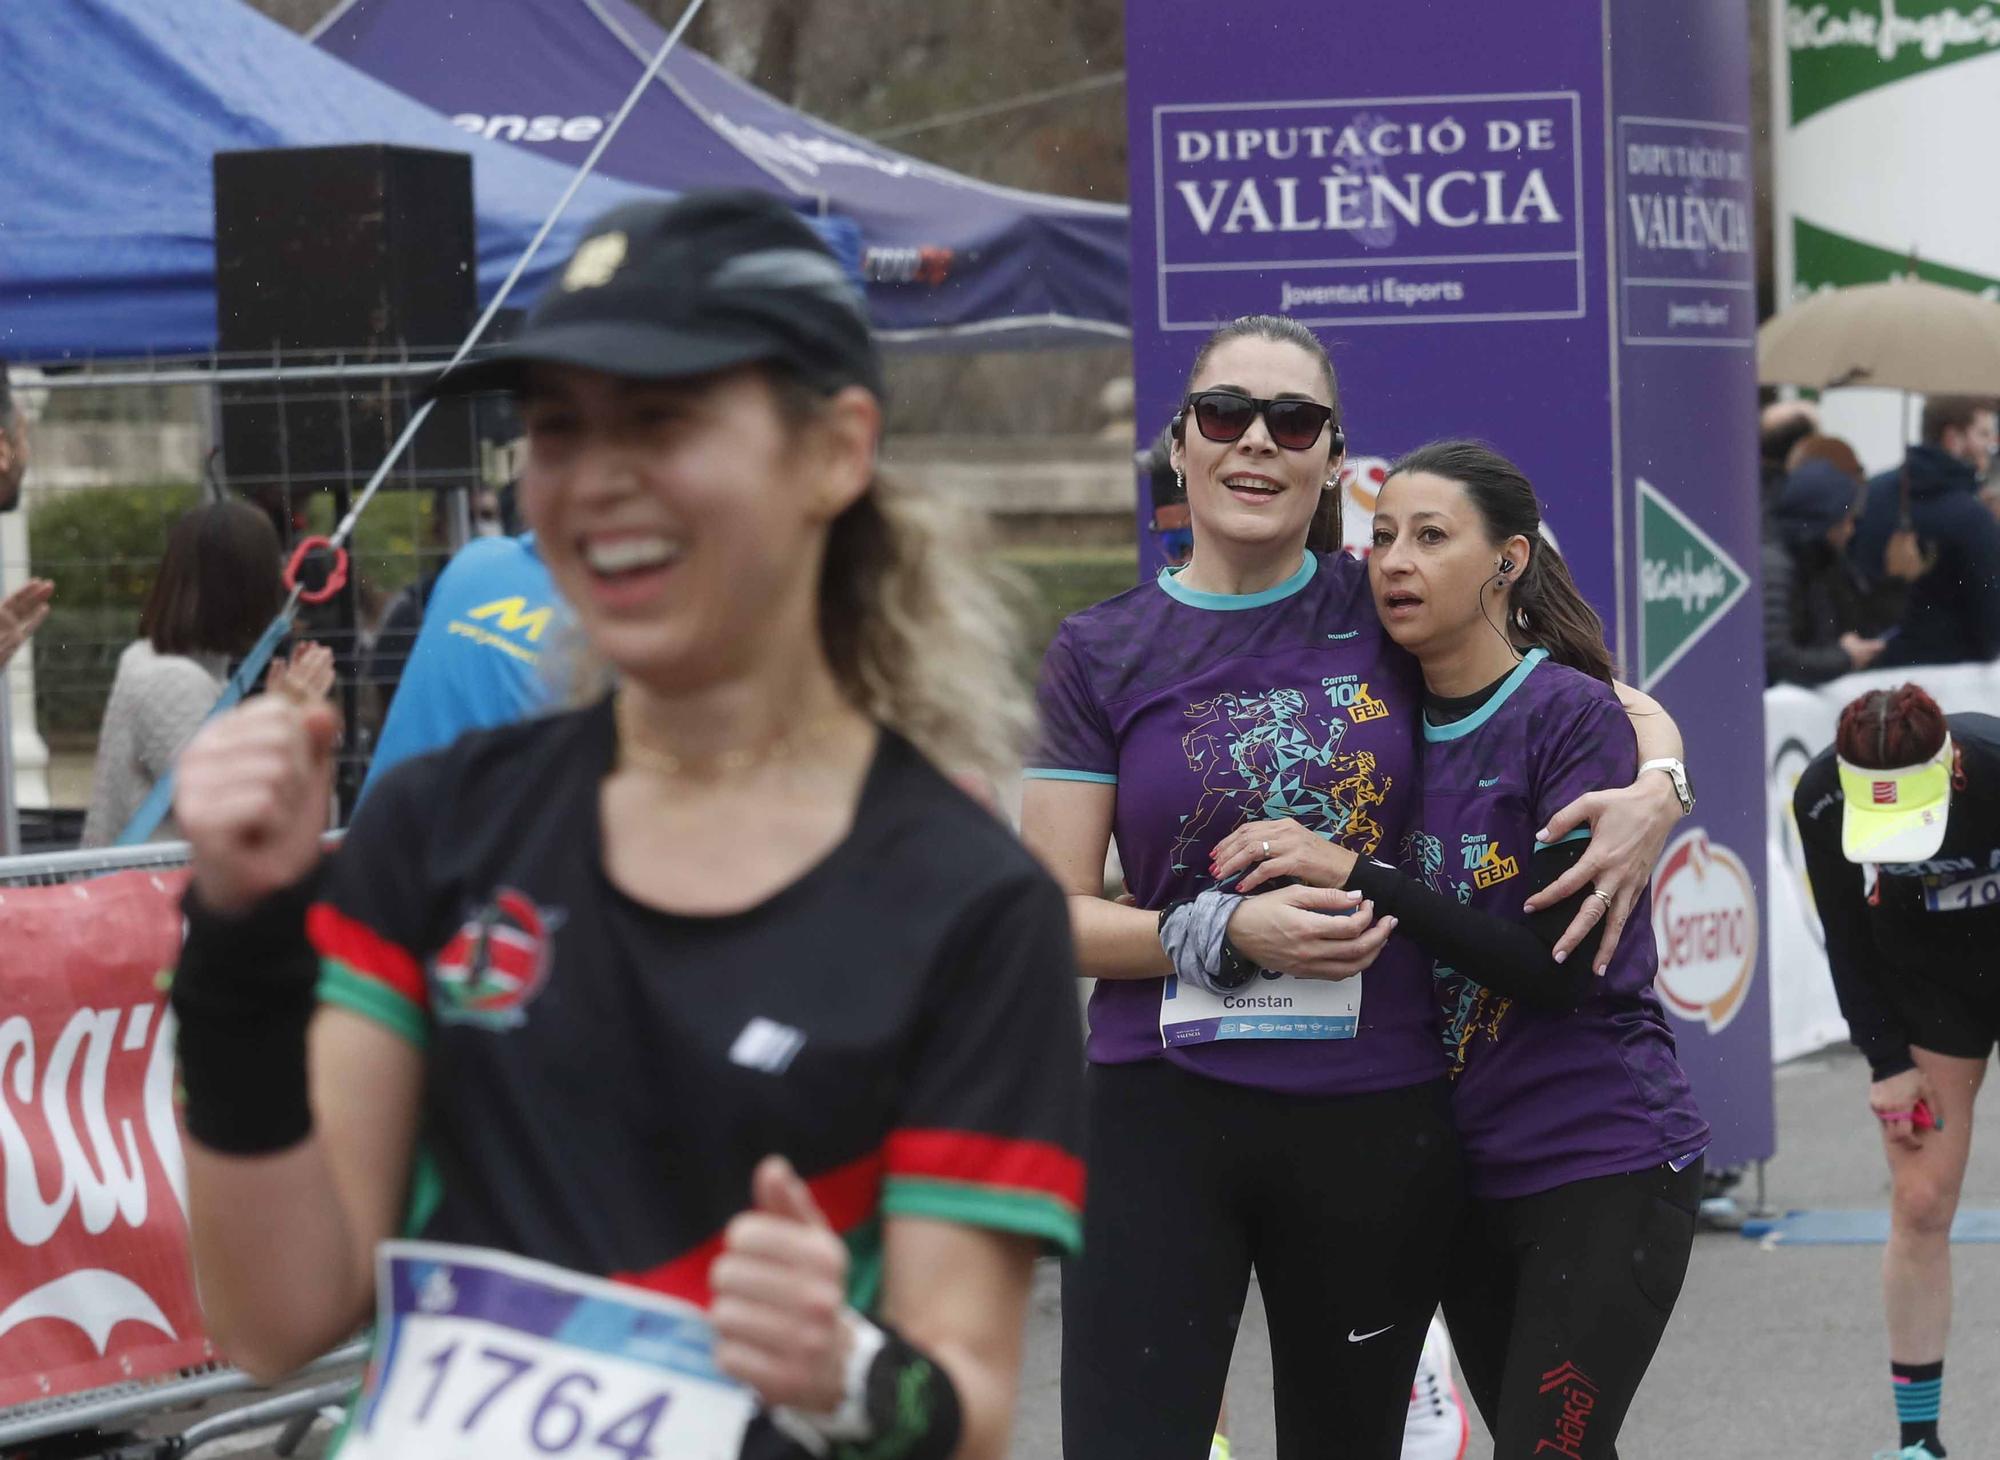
[1126,0,1772,1165]
[1615,117,1758,346]
[1612,5,1771,1166]
[1151,93,1585,328]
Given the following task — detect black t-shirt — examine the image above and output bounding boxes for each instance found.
[309,698,1085,1316]
[1793,712,2000,1074]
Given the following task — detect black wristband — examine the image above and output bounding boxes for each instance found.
[835,1320,964,1460]
[172,872,323,1155]
[1214,935,1259,990]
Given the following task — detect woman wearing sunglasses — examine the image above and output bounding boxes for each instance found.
[1210,441,1708,1458]
[1023,317,1689,1459]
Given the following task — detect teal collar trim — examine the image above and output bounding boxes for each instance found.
[1157,551,1317,611]
[1423,647,1549,742]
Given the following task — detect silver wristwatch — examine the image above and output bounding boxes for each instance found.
[1639,757,1694,817]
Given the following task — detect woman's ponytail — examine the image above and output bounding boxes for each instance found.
[1509,531,1614,685]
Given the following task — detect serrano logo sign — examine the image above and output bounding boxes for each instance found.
[1651,828,1760,1033]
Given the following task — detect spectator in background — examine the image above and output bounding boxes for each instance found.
[1759,397,1820,511]
[1854,396,2000,667]
[81,502,330,846]
[0,371,56,670]
[1764,434,1886,685]
[360,522,562,794]
[361,484,503,723]
[1980,480,2000,527]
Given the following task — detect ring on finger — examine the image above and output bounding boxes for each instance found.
[1588,889,1613,909]
[1261,841,1272,857]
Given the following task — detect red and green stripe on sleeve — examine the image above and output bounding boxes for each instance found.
[309,902,429,1047]
[883,1129,1083,1256]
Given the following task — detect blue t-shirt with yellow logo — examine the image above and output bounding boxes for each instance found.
[362,534,564,796]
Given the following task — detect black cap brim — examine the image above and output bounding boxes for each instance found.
[425,319,784,401]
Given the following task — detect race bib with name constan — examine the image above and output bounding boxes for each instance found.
[1160,970,1361,1044]
[342,1242,758,1460]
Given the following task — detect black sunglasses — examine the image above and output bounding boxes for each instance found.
[1183,390,1343,454]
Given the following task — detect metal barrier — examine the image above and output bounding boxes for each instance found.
[0,837,364,1458]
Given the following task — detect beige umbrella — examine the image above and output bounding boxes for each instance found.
[1757,277,2000,394]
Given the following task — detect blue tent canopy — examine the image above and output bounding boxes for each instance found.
[0,0,858,363]
[310,0,1130,350]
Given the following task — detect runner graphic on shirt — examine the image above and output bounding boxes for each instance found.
[1404,829,1511,1078]
[1171,682,1394,873]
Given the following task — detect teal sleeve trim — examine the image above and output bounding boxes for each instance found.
[1422,648,1550,742]
[1156,550,1318,610]
[1022,768,1119,784]
[1533,826,1593,852]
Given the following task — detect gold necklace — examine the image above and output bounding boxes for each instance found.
[614,692,850,780]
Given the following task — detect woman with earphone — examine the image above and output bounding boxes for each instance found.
[1211,441,1708,1459]
[1025,313,1692,1459]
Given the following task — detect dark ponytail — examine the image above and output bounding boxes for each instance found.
[1174,314,1344,555]
[1386,440,1616,686]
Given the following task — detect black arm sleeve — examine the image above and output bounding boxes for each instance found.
[1346,839,1601,1010]
[1792,758,1914,1079]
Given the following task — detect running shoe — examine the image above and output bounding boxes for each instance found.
[1871,1447,1944,1459]
[1404,1312,1470,1460]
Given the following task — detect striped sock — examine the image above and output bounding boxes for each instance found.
[1891,1359,1944,1456]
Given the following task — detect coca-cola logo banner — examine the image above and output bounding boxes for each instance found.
[0,868,213,1409]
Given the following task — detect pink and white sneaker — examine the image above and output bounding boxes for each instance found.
[1403,1312,1470,1460]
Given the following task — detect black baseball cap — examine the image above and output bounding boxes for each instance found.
[431,190,881,401]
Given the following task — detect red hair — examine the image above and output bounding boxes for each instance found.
[1836,685,1947,770]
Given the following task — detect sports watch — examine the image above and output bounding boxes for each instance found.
[1639,757,1695,817]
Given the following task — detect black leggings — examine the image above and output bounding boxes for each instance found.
[1442,1159,1702,1460]
[1061,1060,1461,1460]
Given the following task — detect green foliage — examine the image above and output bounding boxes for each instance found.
[996,545,1138,664]
[28,482,200,740]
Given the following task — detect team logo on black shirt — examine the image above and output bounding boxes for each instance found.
[433,889,562,1029]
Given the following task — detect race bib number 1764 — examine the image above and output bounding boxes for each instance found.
[340,1242,757,1460]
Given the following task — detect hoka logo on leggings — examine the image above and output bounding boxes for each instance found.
[1534,1361,1599,1458]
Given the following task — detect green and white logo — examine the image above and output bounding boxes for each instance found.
[1787,2,2000,124]
[1637,478,1749,690]
[1793,217,2000,297]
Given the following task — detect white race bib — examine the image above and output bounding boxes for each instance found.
[1160,971,1361,1045]
[1924,868,2000,913]
[342,1242,757,1460]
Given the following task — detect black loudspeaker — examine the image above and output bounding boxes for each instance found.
[213,145,480,511]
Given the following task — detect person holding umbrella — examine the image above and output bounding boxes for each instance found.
[1850,396,2000,667]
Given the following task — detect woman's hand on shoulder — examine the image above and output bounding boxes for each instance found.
[176,697,338,915]
[1525,773,1682,973]
[1211,818,1357,893]
[1225,885,1393,981]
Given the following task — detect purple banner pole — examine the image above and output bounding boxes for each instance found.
[1124,0,1773,1165]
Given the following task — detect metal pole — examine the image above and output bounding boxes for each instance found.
[0,616,17,857]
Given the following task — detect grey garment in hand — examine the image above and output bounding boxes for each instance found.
[1158,887,1245,995]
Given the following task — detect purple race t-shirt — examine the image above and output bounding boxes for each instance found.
[1415,649,1708,1198]
[1028,550,1441,1097]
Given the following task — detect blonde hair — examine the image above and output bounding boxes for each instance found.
[558,376,1036,786]
[819,464,1035,785]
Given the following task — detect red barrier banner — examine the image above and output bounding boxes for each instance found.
[0,867,214,1409]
